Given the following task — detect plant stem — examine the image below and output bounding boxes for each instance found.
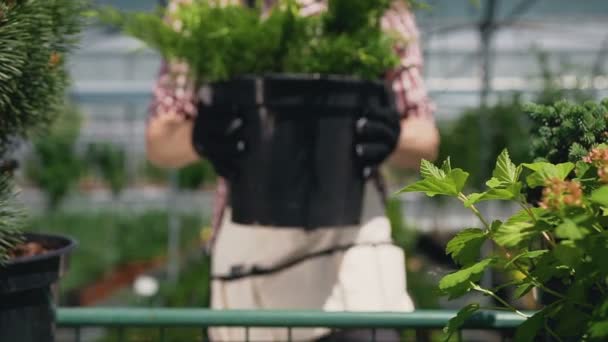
[512,262,595,310]
[458,192,491,230]
[591,223,603,233]
[544,321,563,342]
[518,201,537,223]
[480,306,521,312]
[518,201,556,247]
[471,283,530,319]
[540,231,556,248]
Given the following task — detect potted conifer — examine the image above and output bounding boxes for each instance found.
[102,0,404,228]
[0,0,82,341]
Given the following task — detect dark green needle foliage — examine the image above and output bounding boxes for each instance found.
[0,0,83,260]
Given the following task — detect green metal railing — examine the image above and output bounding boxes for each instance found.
[56,308,528,341]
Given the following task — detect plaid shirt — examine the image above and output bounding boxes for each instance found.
[150,0,435,232]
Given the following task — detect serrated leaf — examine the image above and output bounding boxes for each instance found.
[590,186,608,207]
[493,211,538,247]
[485,177,503,188]
[515,310,545,342]
[464,183,522,207]
[420,159,446,180]
[450,169,470,194]
[441,157,452,174]
[399,178,456,197]
[492,149,521,184]
[439,258,495,299]
[575,160,591,178]
[446,228,487,266]
[555,219,588,240]
[443,303,480,341]
[400,169,469,197]
[523,162,575,188]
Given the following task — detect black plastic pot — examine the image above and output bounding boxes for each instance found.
[0,233,77,342]
[200,74,394,228]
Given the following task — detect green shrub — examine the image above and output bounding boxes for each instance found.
[402,149,608,340]
[26,105,84,209]
[527,99,608,164]
[142,162,169,185]
[177,160,216,190]
[86,142,128,196]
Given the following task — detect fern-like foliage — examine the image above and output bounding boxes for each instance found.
[99,0,402,83]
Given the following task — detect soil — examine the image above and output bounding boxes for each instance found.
[8,241,50,259]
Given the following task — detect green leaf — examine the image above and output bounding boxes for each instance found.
[492,149,521,184]
[589,321,608,339]
[492,211,538,247]
[553,243,583,268]
[515,310,545,342]
[420,159,446,180]
[441,157,452,174]
[439,258,495,299]
[490,220,502,233]
[464,183,522,207]
[446,228,487,266]
[443,303,480,341]
[399,178,455,197]
[553,305,589,338]
[590,186,608,207]
[450,169,470,195]
[485,177,503,188]
[555,219,588,240]
[400,169,469,197]
[575,160,591,178]
[505,250,549,268]
[523,162,575,188]
[529,253,570,283]
[513,282,535,299]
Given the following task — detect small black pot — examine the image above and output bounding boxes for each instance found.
[201,74,394,228]
[0,233,77,342]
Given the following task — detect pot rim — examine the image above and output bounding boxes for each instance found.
[5,232,77,266]
[209,73,387,87]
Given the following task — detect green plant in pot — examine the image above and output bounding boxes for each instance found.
[101,0,406,228]
[400,99,608,341]
[0,0,83,341]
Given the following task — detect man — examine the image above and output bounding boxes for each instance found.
[147,1,439,341]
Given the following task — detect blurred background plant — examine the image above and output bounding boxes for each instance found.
[86,142,128,197]
[26,105,85,210]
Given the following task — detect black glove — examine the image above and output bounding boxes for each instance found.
[191,104,246,179]
[354,103,401,178]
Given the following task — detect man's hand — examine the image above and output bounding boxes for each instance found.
[354,103,401,178]
[146,110,200,168]
[191,104,246,179]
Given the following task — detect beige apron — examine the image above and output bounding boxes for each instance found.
[210,183,414,342]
